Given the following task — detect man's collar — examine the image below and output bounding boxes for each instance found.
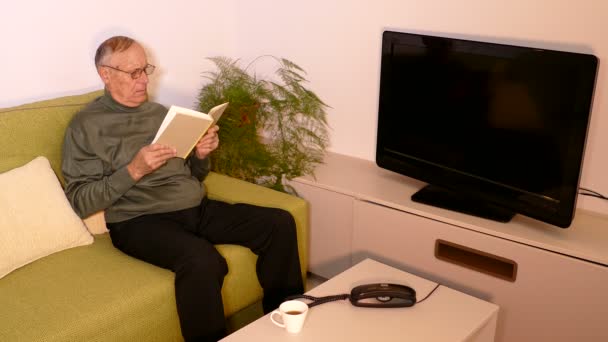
[100,88,149,112]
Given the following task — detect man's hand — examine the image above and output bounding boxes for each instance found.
[127,144,177,182]
[194,125,220,160]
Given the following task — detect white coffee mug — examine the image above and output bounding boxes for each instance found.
[269,300,309,334]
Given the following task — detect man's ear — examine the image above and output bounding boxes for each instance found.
[98,67,110,84]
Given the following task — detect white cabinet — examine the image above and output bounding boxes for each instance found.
[352,200,608,342]
[290,152,608,342]
[293,182,354,277]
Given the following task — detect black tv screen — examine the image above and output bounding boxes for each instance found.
[376,30,598,228]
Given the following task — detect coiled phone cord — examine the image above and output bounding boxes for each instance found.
[285,294,350,308]
[285,282,441,308]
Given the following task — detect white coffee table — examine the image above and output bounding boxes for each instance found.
[222,258,499,341]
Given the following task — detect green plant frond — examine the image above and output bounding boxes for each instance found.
[279,58,306,73]
[296,125,329,143]
[208,57,244,76]
[276,68,307,85]
[303,89,330,107]
[197,55,330,194]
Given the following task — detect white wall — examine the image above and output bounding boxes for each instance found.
[232,0,608,214]
[0,0,238,108]
[2,0,607,214]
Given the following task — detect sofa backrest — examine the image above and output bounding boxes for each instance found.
[0,90,103,183]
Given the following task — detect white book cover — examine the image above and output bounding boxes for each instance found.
[153,102,228,158]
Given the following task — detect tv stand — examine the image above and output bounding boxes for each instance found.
[412,184,515,223]
[290,151,608,342]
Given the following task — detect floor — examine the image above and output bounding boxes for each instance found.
[226,272,329,333]
[306,272,327,292]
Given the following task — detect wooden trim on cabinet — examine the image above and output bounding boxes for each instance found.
[435,239,518,282]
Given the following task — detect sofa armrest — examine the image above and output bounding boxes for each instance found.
[204,172,309,278]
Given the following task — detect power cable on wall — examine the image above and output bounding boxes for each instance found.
[578,187,608,201]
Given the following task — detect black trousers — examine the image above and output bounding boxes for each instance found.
[107,197,304,342]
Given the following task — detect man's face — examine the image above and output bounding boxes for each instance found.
[99,43,150,107]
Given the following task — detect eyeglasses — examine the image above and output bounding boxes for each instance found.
[100,63,156,79]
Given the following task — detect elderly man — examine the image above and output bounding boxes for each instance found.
[62,36,304,342]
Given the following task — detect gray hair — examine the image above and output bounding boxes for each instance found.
[94,36,136,67]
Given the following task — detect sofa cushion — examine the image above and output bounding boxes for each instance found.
[205,172,309,280]
[0,234,182,342]
[0,156,94,279]
[83,210,109,235]
[0,233,265,342]
[0,90,103,183]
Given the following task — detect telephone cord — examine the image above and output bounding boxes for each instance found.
[285,294,350,308]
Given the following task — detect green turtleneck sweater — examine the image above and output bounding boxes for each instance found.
[62,91,209,223]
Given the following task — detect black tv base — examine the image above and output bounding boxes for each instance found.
[411,184,515,223]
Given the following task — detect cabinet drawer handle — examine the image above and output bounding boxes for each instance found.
[435,239,517,282]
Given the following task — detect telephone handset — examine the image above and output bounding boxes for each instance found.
[349,283,416,308]
[286,282,425,309]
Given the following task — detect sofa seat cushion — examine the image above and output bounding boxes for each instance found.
[0,233,263,342]
[0,233,181,342]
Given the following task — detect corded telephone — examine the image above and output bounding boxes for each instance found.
[287,282,427,309]
[349,283,416,308]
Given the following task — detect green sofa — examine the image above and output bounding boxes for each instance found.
[0,91,309,341]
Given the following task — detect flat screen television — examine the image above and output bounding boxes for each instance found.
[376,30,598,228]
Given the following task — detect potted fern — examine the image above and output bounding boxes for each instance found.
[197,56,330,194]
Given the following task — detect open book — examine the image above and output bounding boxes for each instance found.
[152,102,229,158]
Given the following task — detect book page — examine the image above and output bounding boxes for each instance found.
[153,110,213,158]
[152,103,229,159]
[208,102,229,124]
[153,106,212,143]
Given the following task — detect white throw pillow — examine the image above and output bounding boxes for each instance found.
[0,156,94,279]
[83,210,109,235]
